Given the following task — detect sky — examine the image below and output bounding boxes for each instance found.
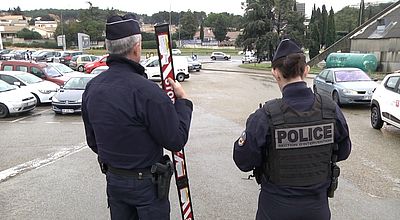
[1,0,396,18]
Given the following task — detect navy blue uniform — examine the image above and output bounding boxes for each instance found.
[233,82,351,220]
[82,55,193,220]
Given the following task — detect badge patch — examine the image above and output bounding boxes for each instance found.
[238,131,246,146]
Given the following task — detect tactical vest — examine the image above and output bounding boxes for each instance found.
[262,94,337,187]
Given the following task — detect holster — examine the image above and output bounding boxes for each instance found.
[253,167,263,185]
[328,163,340,198]
[97,156,108,174]
[151,155,174,200]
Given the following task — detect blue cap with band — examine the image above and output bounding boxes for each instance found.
[272,39,303,62]
[106,13,141,40]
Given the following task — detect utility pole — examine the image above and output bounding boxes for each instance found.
[61,11,66,51]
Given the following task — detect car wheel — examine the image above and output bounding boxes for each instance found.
[0,103,9,118]
[196,69,200,72]
[176,73,185,82]
[313,85,318,94]
[371,105,384,129]
[224,57,229,60]
[33,94,41,105]
[211,57,216,60]
[332,91,341,107]
[78,65,85,72]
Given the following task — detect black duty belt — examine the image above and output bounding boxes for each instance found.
[107,166,153,180]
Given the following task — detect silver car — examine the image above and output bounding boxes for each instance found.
[313,68,378,106]
[52,75,96,114]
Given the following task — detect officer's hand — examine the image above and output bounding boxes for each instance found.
[167,78,187,99]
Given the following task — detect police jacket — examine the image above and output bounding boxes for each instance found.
[233,81,351,196]
[82,54,193,170]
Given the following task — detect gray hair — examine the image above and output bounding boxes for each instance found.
[105,34,141,57]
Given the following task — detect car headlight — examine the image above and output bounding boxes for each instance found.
[342,89,358,95]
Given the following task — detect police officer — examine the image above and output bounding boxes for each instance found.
[82,14,193,220]
[233,39,351,220]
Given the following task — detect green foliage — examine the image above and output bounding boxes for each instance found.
[200,22,204,41]
[321,5,328,47]
[210,14,228,42]
[204,12,243,30]
[11,41,59,49]
[326,7,336,47]
[141,40,176,49]
[16,28,42,40]
[335,6,359,33]
[179,10,198,40]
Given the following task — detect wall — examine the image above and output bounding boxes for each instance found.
[351,38,400,72]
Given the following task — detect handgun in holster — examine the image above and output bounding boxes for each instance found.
[151,155,174,199]
[328,144,340,198]
[97,156,108,174]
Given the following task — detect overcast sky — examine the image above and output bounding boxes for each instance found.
[1,0,395,18]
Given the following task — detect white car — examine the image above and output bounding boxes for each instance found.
[210,52,231,60]
[370,72,400,129]
[0,71,59,104]
[140,56,190,82]
[172,49,182,55]
[242,55,257,63]
[0,79,36,118]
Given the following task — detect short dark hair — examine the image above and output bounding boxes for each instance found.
[271,53,306,79]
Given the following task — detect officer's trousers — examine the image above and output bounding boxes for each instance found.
[255,189,330,220]
[106,172,170,220]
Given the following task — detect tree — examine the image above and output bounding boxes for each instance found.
[321,5,328,48]
[179,10,198,40]
[307,5,321,59]
[335,6,359,33]
[278,0,305,47]
[16,28,42,40]
[212,14,228,42]
[326,7,336,47]
[199,21,204,41]
[358,0,365,26]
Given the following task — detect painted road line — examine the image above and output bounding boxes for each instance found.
[9,109,52,123]
[0,143,88,183]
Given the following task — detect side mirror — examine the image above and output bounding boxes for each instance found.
[13,81,21,87]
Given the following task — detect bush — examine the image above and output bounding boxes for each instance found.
[142,40,177,49]
[11,41,59,49]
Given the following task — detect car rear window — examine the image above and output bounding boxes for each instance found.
[3,65,13,71]
[385,76,400,91]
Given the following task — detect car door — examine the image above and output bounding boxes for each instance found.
[145,59,160,80]
[383,75,400,123]
[325,70,335,96]
[314,70,328,96]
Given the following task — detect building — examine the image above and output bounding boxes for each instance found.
[296,3,306,17]
[350,2,400,72]
[34,20,57,29]
[0,15,28,41]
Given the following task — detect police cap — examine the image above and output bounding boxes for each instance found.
[106,13,141,40]
[272,39,303,62]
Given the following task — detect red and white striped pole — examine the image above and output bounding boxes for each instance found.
[155,23,194,220]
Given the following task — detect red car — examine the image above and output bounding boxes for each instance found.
[0,60,71,86]
[85,54,108,73]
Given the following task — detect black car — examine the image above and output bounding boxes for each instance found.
[32,51,59,62]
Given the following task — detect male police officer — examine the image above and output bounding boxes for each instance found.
[82,14,193,220]
[233,39,351,220]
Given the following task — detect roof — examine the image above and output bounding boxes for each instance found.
[351,2,400,39]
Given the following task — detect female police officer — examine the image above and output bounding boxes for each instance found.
[233,39,351,220]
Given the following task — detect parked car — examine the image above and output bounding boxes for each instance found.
[210,52,231,60]
[57,51,84,66]
[172,49,182,55]
[370,72,400,129]
[91,66,109,75]
[0,60,71,86]
[0,71,59,104]
[45,51,63,62]
[0,50,19,60]
[84,54,108,73]
[69,55,98,72]
[0,79,36,118]
[140,56,190,82]
[242,54,257,63]
[313,68,378,106]
[46,63,82,76]
[52,75,96,114]
[32,51,59,62]
[187,57,201,72]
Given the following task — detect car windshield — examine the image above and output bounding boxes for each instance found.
[0,80,15,92]
[50,63,74,74]
[335,70,372,82]
[44,66,63,77]
[64,77,92,90]
[16,73,43,84]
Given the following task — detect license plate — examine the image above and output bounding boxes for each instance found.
[62,109,75,113]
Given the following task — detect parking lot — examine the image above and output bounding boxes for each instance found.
[1,60,400,219]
